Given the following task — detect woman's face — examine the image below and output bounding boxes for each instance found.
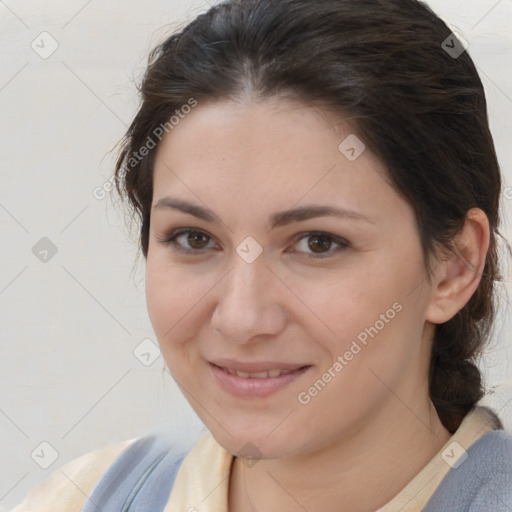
[146,98,438,459]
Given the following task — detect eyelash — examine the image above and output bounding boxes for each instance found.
[158,228,350,259]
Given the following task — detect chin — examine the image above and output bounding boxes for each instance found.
[202,413,306,460]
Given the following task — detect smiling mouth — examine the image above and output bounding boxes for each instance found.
[218,366,300,378]
[210,363,310,379]
[210,363,312,398]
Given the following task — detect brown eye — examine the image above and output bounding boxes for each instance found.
[307,234,332,253]
[291,231,349,258]
[187,231,210,249]
[161,228,216,254]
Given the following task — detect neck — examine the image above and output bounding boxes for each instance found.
[228,398,451,512]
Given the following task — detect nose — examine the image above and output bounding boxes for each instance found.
[211,254,288,344]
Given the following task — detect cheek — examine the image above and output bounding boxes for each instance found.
[335,263,428,386]
[291,254,420,340]
[145,256,209,347]
[292,249,429,389]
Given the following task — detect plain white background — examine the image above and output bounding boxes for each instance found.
[0,0,511,508]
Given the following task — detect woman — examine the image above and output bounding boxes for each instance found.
[11,0,512,510]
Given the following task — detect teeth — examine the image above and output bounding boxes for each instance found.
[223,367,297,378]
[238,370,268,378]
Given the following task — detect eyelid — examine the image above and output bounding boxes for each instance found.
[157,227,350,257]
[288,230,350,258]
[157,227,219,254]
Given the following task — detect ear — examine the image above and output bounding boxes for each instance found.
[426,208,490,324]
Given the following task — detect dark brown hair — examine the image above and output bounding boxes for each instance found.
[114,0,504,433]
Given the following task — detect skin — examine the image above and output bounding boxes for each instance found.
[145,97,490,511]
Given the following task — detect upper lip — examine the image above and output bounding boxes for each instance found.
[210,358,309,373]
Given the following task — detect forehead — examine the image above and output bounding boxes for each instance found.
[151,98,402,223]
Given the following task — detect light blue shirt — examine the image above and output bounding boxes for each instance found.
[80,428,512,511]
[424,430,512,511]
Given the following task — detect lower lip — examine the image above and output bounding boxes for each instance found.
[210,363,311,398]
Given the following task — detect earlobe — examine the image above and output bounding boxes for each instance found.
[426,208,490,324]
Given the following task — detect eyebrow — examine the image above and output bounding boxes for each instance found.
[152,197,374,229]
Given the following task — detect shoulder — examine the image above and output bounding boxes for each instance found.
[471,429,512,464]
[466,430,512,510]
[425,430,512,512]
[9,438,135,512]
